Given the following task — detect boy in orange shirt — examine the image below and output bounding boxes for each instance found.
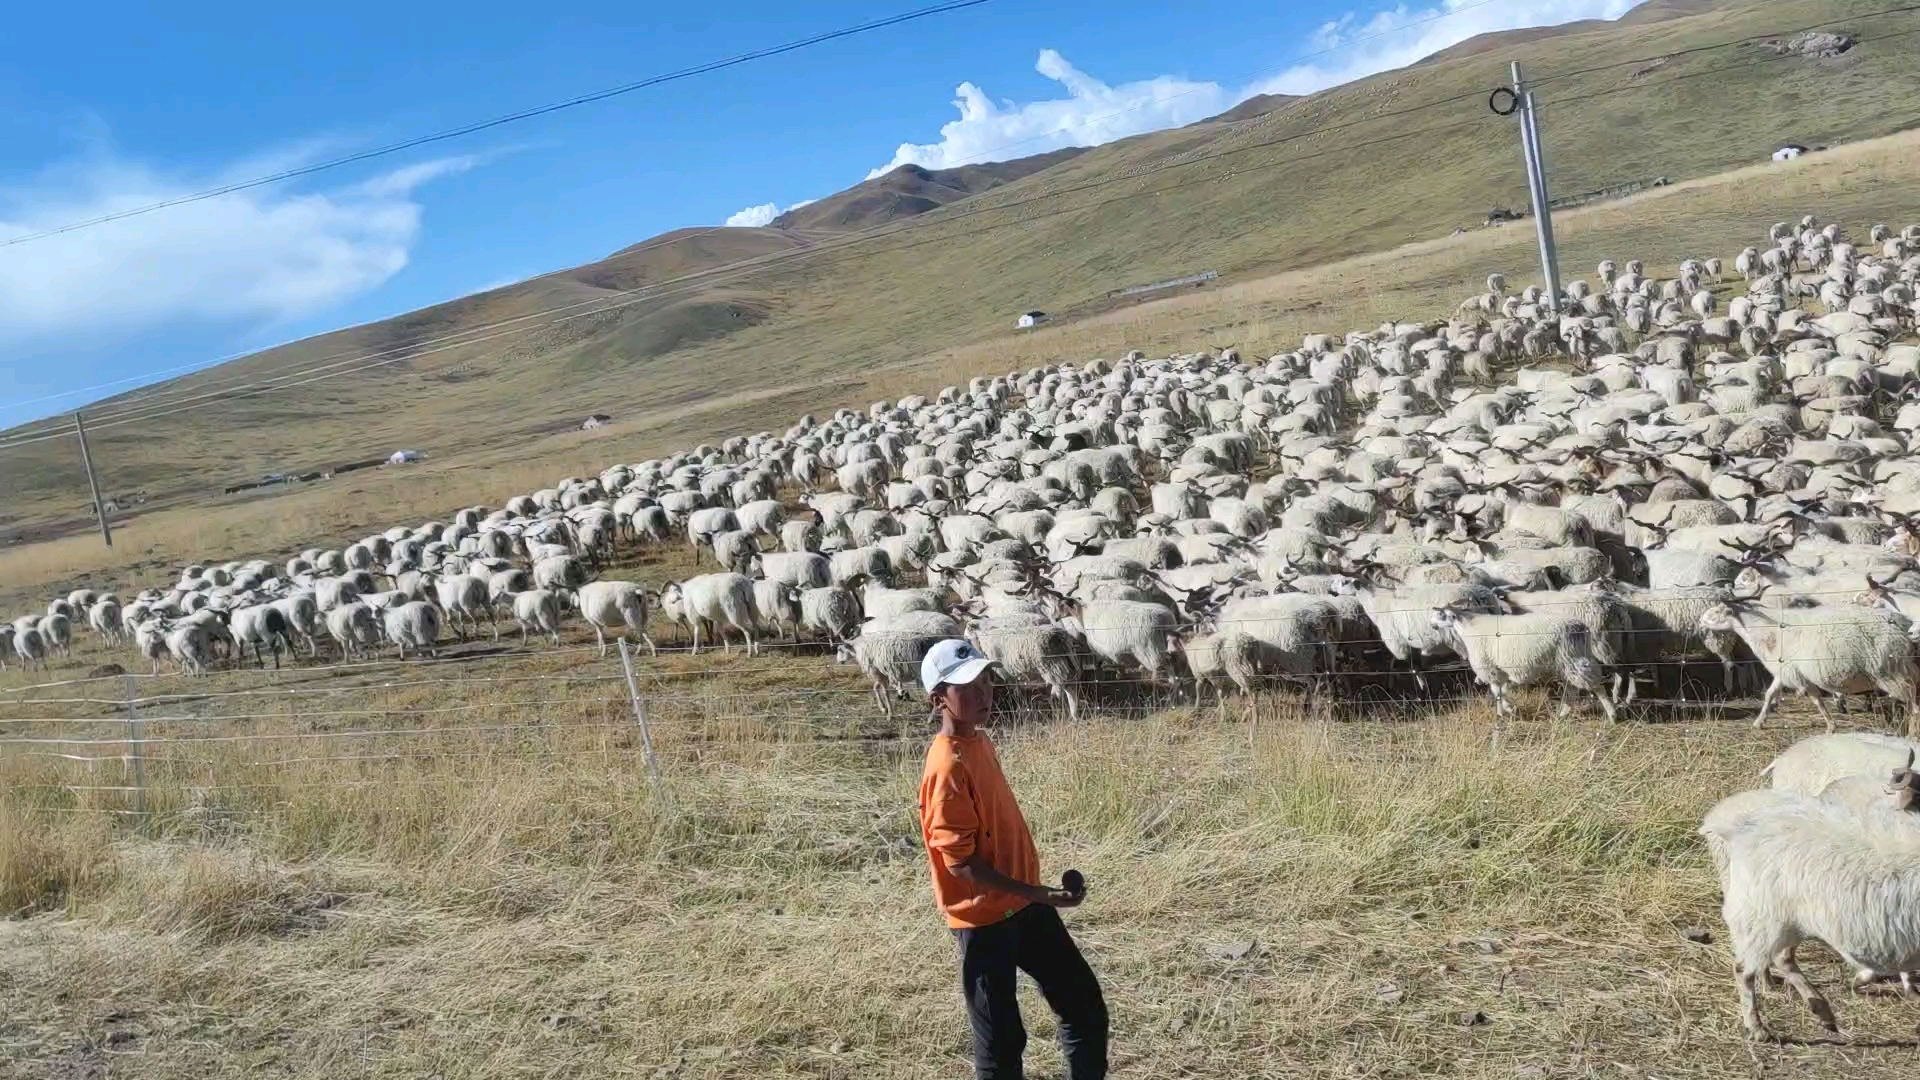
[917,639,1108,1080]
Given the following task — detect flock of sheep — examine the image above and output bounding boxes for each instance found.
[9,213,1920,1037]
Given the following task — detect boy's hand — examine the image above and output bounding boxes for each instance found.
[1037,887,1084,908]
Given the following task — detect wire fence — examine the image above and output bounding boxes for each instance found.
[8,595,1916,831]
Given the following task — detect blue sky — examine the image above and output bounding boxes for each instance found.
[0,0,1635,427]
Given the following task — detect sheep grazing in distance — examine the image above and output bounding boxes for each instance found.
[511,589,566,647]
[13,626,48,670]
[383,601,443,660]
[575,580,656,657]
[35,614,71,659]
[230,604,295,669]
[660,574,759,656]
[326,603,381,659]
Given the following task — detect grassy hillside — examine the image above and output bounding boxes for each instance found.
[2,0,1915,540]
[772,147,1090,233]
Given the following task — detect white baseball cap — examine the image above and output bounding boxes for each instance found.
[921,638,994,694]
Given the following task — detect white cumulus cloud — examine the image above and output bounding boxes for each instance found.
[1247,0,1641,97]
[857,0,1640,180]
[0,149,475,343]
[868,49,1233,178]
[724,198,817,228]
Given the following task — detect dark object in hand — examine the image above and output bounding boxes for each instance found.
[1062,869,1086,898]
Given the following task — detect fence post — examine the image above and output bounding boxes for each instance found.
[617,637,662,788]
[124,674,146,824]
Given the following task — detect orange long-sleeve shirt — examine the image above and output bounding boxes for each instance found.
[919,731,1040,929]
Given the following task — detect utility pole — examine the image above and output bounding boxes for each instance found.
[1497,62,1564,314]
[74,411,113,549]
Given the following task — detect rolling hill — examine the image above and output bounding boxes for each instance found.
[3,0,1916,540]
[771,147,1091,234]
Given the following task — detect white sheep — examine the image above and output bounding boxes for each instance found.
[829,546,894,588]
[510,589,566,647]
[434,573,497,641]
[35,614,71,658]
[660,574,759,656]
[383,601,442,659]
[231,604,295,668]
[1697,601,1920,733]
[798,586,862,643]
[574,580,656,657]
[325,603,381,659]
[969,617,1084,721]
[532,554,590,593]
[837,611,961,718]
[752,580,802,642]
[711,529,760,574]
[1428,607,1617,721]
[736,498,787,538]
[1762,731,1920,795]
[12,626,48,670]
[272,594,320,657]
[1701,791,1920,1039]
[780,519,822,553]
[755,551,832,591]
[1065,599,1180,685]
[87,599,124,645]
[165,621,212,676]
[1356,582,1502,688]
[861,582,945,620]
[686,506,740,560]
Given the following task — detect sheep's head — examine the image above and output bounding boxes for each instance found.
[1889,750,1920,813]
[1696,602,1741,634]
[1428,605,1461,632]
[659,584,686,619]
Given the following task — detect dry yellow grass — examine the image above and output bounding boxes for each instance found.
[0,532,1914,1076]
[4,646,1915,1079]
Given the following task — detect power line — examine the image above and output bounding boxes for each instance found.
[3,0,1526,428]
[1,4,1913,448]
[0,0,992,249]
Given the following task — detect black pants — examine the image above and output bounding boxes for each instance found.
[954,903,1108,1080]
